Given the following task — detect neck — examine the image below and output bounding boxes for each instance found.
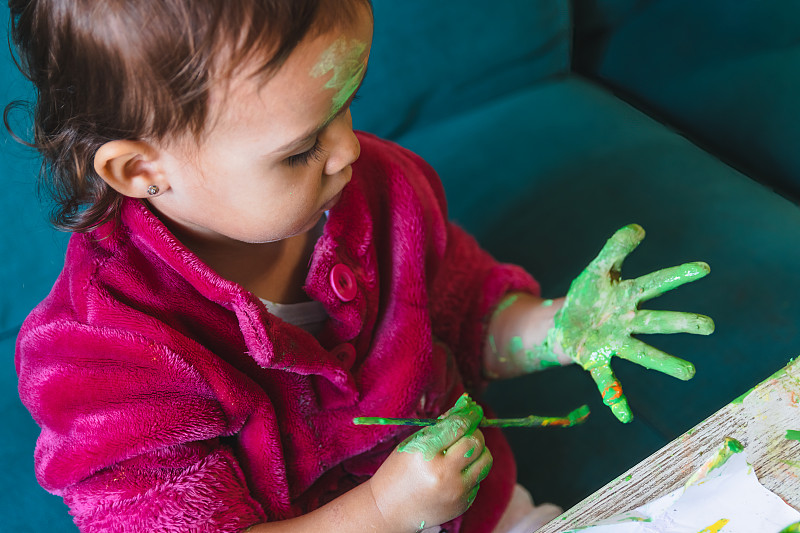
[160,216,324,304]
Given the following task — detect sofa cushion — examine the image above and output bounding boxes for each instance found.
[575,0,800,200]
[0,335,78,531]
[393,75,800,506]
[353,0,572,139]
[0,7,70,336]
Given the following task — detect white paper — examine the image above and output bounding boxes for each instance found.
[565,439,800,532]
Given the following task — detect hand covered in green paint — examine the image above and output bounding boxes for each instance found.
[549,224,714,423]
[368,394,493,531]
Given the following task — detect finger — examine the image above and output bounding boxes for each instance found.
[586,224,645,276]
[463,442,493,486]
[631,262,710,303]
[616,337,696,381]
[446,428,485,463]
[588,364,632,423]
[398,396,484,460]
[630,310,715,336]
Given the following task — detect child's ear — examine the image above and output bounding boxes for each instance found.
[94,140,168,198]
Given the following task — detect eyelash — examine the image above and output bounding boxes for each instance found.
[286,139,326,168]
[284,94,360,168]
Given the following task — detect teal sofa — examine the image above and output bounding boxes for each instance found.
[3,1,799,529]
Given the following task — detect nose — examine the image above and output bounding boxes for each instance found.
[323,110,361,176]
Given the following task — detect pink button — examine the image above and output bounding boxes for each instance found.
[332,343,357,370]
[330,264,357,302]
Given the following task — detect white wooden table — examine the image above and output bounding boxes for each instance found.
[538,357,800,532]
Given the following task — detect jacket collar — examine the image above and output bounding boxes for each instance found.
[113,169,375,396]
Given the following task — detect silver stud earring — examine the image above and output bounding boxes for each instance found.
[147,185,159,196]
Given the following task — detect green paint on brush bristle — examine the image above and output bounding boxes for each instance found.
[786,430,800,441]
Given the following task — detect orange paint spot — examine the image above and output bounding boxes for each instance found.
[603,382,623,403]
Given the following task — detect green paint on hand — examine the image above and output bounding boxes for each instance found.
[547,224,712,423]
[786,430,800,441]
[397,394,482,461]
[464,447,475,458]
[492,294,520,318]
[466,484,480,508]
[478,462,492,483]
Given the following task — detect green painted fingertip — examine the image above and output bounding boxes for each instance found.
[691,315,715,335]
[478,462,492,483]
[466,484,480,508]
[677,361,696,381]
[611,400,633,423]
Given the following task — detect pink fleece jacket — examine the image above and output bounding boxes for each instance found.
[16,133,540,532]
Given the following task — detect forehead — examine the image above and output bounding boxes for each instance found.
[205,6,373,139]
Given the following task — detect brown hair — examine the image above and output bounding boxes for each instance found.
[5,0,371,232]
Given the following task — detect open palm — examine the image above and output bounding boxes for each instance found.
[549,224,714,423]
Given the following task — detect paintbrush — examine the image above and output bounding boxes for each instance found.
[353,404,590,428]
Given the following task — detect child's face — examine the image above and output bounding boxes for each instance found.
[148,6,373,246]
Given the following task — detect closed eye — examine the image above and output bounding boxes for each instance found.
[285,139,326,168]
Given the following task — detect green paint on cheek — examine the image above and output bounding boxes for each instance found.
[542,299,554,307]
[310,37,368,120]
[786,430,800,441]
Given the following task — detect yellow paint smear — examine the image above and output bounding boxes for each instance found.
[697,518,729,533]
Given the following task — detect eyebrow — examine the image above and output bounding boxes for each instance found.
[275,65,369,155]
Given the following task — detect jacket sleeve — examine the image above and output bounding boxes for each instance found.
[16,320,268,532]
[399,147,541,392]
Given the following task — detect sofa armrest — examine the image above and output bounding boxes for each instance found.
[571,0,800,199]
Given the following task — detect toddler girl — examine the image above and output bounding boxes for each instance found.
[9,1,713,531]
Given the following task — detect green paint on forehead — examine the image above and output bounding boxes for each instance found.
[310,36,368,121]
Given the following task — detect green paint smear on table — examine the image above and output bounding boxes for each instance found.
[685,437,743,489]
[779,521,800,533]
[731,386,755,405]
[786,430,800,441]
